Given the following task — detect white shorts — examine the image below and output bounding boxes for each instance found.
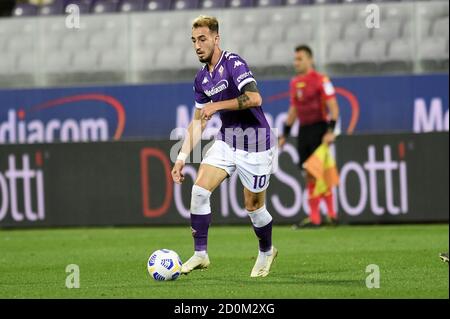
[202,140,276,193]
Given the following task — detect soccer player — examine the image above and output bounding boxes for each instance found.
[279,45,340,228]
[171,16,278,277]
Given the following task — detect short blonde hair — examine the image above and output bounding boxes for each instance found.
[192,15,219,34]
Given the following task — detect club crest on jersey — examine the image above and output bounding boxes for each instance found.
[297,89,303,99]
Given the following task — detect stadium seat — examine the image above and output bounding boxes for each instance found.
[229,0,255,9]
[133,51,156,71]
[98,50,127,71]
[256,25,285,43]
[141,29,173,47]
[201,0,227,9]
[64,0,92,14]
[285,0,312,6]
[154,46,184,69]
[256,0,284,7]
[172,31,192,48]
[173,0,200,10]
[417,2,449,21]
[92,0,120,14]
[285,23,314,44]
[43,34,63,51]
[44,51,72,74]
[353,39,387,73]
[343,21,371,41]
[432,17,449,38]
[237,10,269,27]
[269,42,296,65]
[89,32,118,50]
[119,0,145,12]
[325,40,357,74]
[6,34,34,52]
[419,36,448,63]
[0,53,15,75]
[12,3,38,17]
[380,39,414,73]
[270,10,299,25]
[61,32,89,51]
[323,22,343,41]
[144,0,173,11]
[39,0,65,16]
[182,48,202,68]
[314,0,340,5]
[229,25,257,45]
[241,44,270,67]
[324,6,355,23]
[383,4,413,22]
[71,50,99,72]
[372,20,402,41]
[15,52,36,74]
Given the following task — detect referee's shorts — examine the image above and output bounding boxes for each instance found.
[297,121,328,170]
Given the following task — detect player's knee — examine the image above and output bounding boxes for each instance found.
[246,205,273,227]
[190,184,212,215]
[244,197,264,212]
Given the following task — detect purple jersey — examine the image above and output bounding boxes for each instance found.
[194,51,273,152]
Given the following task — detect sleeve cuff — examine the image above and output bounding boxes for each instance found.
[238,77,256,92]
[195,101,207,109]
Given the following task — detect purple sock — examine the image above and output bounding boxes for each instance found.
[190,213,212,252]
[253,221,273,252]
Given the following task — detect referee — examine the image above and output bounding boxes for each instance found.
[279,45,340,228]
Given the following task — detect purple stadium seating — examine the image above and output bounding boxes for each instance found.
[92,0,120,14]
[229,0,255,8]
[285,0,313,5]
[39,0,65,16]
[13,3,38,17]
[119,0,145,12]
[314,0,341,4]
[64,0,93,14]
[256,0,284,7]
[201,0,227,9]
[144,0,172,11]
[173,0,200,10]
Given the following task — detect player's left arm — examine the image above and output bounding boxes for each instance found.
[200,82,261,119]
[322,77,340,144]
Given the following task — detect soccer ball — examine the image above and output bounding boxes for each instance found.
[147,249,182,281]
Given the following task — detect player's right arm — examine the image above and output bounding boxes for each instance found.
[171,108,207,184]
[171,78,210,184]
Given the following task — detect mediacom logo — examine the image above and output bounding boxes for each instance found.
[0,94,126,144]
[0,153,45,222]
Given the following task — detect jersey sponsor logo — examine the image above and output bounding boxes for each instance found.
[204,80,229,97]
[234,60,244,68]
[237,71,253,83]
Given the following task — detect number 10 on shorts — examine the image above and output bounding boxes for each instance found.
[252,175,268,189]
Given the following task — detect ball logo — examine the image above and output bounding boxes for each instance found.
[0,94,126,144]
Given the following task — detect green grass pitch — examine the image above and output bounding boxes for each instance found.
[0,224,448,298]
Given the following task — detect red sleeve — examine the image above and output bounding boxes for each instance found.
[289,79,297,106]
[320,75,336,101]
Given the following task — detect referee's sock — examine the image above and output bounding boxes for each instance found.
[307,181,321,225]
[323,191,337,220]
